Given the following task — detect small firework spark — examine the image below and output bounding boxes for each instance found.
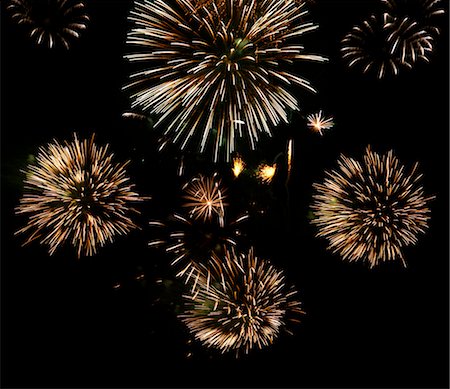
[306,110,334,135]
[180,246,304,355]
[232,156,245,178]
[381,0,445,36]
[16,134,143,257]
[182,174,227,224]
[341,14,433,79]
[286,138,294,182]
[124,0,327,161]
[257,163,277,184]
[311,146,434,268]
[7,0,89,49]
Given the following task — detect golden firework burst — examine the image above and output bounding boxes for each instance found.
[180,246,304,355]
[311,146,434,268]
[16,134,143,257]
[232,156,245,178]
[182,174,227,224]
[124,0,327,161]
[306,110,334,135]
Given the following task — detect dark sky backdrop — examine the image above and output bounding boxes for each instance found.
[1,0,449,388]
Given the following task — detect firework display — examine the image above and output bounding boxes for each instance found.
[5,0,446,381]
[180,246,303,355]
[16,134,143,257]
[311,146,433,267]
[124,0,327,161]
[7,0,89,49]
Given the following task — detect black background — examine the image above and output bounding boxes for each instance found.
[1,0,449,387]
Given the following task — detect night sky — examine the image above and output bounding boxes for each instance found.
[1,0,449,388]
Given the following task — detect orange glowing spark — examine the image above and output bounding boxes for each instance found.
[180,246,304,355]
[124,0,327,161]
[232,156,245,178]
[15,134,144,257]
[307,111,334,135]
[257,163,277,184]
[311,146,434,268]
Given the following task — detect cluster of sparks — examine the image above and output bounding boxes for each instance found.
[16,134,143,257]
[180,246,303,355]
[182,174,228,224]
[232,156,246,178]
[124,0,327,161]
[257,163,277,184]
[7,0,89,49]
[306,110,334,135]
[311,146,433,268]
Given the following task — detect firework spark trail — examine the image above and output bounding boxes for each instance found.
[124,0,327,161]
[306,110,334,135]
[311,146,434,267]
[232,156,246,178]
[7,0,89,49]
[16,134,143,257]
[341,14,434,79]
[180,246,304,355]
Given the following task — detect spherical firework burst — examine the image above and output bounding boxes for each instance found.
[16,134,143,257]
[311,146,434,268]
[180,246,304,355]
[306,110,334,135]
[7,0,89,49]
[341,14,433,79]
[182,174,227,224]
[381,0,445,36]
[124,0,327,161]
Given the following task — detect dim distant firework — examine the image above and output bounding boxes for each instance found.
[16,134,143,257]
[7,0,89,49]
[381,0,445,36]
[306,110,334,135]
[149,211,248,278]
[311,146,433,268]
[182,174,227,224]
[124,0,327,161]
[180,246,303,355]
[341,14,434,78]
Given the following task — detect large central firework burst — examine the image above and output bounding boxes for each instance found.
[180,246,303,355]
[124,0,326,161]
[311,146,434,268]
[16,134,143,257]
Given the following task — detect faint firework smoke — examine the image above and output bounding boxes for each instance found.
[7,0,89,49]
[182,174,227,225]
[306,110,334,135]
[180,246,304,355]
[16,134,144,257]
[124,0,327,161]
[311,146,434,268]
[341,14,433,79]
[381,0,445,36]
